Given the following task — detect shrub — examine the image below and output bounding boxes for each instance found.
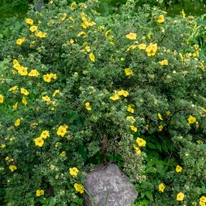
[0,0,205,205]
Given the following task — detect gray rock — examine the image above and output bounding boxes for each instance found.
[83,164,138,206]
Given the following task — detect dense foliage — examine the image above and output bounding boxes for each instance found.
[0,0,206,205]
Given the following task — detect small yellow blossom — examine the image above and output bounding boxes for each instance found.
[35,31,47,38]
[74,183,84,194]
[181,9,186,18]
[158,113,163,120]
[57,125,68,137]
[60,151,66,156]
[89,53,95,62]
[34,137,44,147]
[0,144,6,148]
[188,115,196,125]
[9,86,18,92]
[145,43,158,56]
[25,18,34,25]
[166,111,171,116]
[43,74,52,83]
[127,104,135,113]
[9,165,17,172]
[18,66,28,76]
[159,125,163,132]
[0,94,4,103]
[14,118,21,127]
[200,196,206,204]
[30,25,38,32]
[117,90,129,97]
[157,15,164,23]
[69,167,79,177]
[158,183,165,192]
[138,43,146,50]
[176,192,184,201]
[126,116,136,124]
[61,13,67,21]
[126,32,137,40]
[130,125,137,132]
[124,68,134,76]
[22,96,28,105]
[16,37,25,45]
[20,88,29,96]
[133,145,141,155]
[40,130,50,139]
[109,94,119,101]
[70,1,77,10]
[136,137,146,147]
[42,96,51,102]
[85,102,91,110]
[52,90,60,97]
[36,189,44,197]
[176,165,182,173]
[28,69,40,77]
[159,60,168,66]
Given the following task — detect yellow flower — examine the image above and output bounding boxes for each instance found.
[158,113,163,120]
[61,13,67,21]
[127,104,135,113]
[52,90,60,97]
[159,60,168,66]
[176,165,182,173]
[42,96,51,102]
[85,46,90,52]
[20,88,29,96]
[69,167,79,177]
[181,9,186,18]
[40,130,50,139]
[22,96,28,105]
[9,165,17,172]
[145,43,158,56]
[35,31,47,38]
[9,86,18,92]
[105,30,112,38]
[136,137,146,147]
[117,90,129,97]
[34,137,44,147]
[36,189,44,197]
[14,118,21,127]
[124,68,134,76]
[158,183,165,192]
[109,94,119,101]
[188,115,196,125]
[29,25,38,32]
[89,53,95,62]
[159,125,163,132]
[85,102,91,111]
[74,183,84,194]
[43,74,52,83]
[176,192,184,201]
[60,151,66,156]
[70,1,77,10]
[16,37,25,45]
[200,196,206,203]
[130,125,137,132]
[126,32,137,40]
[18,66,28,76]
[133,145,141,155]
[0,94,4,103]
[166,111,171,116]
[157,15,165,23]
[138,43,146,50]
[25,18,34,25]
[126,116,136,124]
[0,144,6,148]
[57,125,68,137]
[28,69,40,77]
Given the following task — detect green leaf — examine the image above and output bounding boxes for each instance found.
[78,144,87,162]
[147,142,156,149]
[156,142,162,152]
[145,191,153,201]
